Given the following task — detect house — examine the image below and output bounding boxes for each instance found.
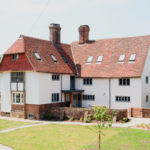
[0,23,150,119]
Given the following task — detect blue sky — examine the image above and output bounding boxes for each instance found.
[0,0,150,53]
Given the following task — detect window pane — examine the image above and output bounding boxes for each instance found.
[129,54,136,61]
[96,56,103,63]
[86,56,93,63]
[51,54,58,63]
[118,54,125,62]
[34,52,41,60]
[16,93,20,103]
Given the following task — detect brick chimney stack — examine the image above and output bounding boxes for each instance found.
[49,23,61,44]
[78,25,90,44]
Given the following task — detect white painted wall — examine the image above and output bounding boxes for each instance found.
[111,78,142,109]
[26,72,71,105]
[0,72,11,112]
[141,47,150,108]
[76,78,110,107]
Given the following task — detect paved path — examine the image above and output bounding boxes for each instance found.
[0,144,14,150]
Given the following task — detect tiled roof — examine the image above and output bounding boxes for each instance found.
[71,35,150,78]
[4,35,76,74]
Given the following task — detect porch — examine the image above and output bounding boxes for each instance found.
[62,89,84,107]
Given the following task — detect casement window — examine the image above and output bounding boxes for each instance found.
[34,52,41,61]
[119,78,130,86]
[83,78,92,85]
[146,76,149,84]
[50,54,58,63]
[12,92,24,104]
[11,72,24,82]
[52,74,60,80]
[116,96,130,102]
[12,54,19,60]
[129,54,136,62]
[52,93,59,102]
[83,95,95,101]
[96,55,103,64]
[86,56,93,64]
[118,54,125,62]
[62,56,69,64]
[146,95,149,103]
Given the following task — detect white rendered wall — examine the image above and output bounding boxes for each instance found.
[76,78,110,108]
[111,78,142,109]
[26,72,71,105]
[0,72,11,112]
[141,47,150,108]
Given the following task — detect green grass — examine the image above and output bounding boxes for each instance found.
[0,119,34,130]
[0,124,150,150]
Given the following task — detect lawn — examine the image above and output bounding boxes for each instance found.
[0,124,150,150]
[0,119,34,130]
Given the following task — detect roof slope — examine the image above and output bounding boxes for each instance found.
[71,35,150,78]
[5,36,76,74]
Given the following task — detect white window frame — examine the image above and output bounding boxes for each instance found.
[12,54,19,61]
[34,52,41,61]
[96,55,103,64]
[129,54,136,61]
[51,54,58,63]
[118,54,125,62]
[12,92,24,105]
[86,56,93,64]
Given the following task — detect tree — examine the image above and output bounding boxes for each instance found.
[94,106,112,150]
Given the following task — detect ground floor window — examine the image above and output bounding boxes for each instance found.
[83,95,95,101]
[52,93,59,102]
[12,92,24,104]
[116,96,130,102]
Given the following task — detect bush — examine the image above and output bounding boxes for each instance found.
[69,117,74,121]
[86,114,92,123]
[122,117,129,122]
[80,117,83,122]
[43,114,53,120]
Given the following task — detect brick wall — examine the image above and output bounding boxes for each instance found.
[130,108,150,118]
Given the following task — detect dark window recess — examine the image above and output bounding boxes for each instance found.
[12,54,19,60]
[52,93,59,102]
[52,74,60,80]
[119,78,130,86]
[146,76,149,84]
[83,78,92,85]
[83,95,95,101]
[62,56,69,64]
[116,96,130,102]
[70,76,75,90]
[146,95,149,103]
[11,72,24,82]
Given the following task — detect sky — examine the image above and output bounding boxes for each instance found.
[0,0,150,53]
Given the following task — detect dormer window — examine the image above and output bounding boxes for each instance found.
[34,52,41,61]
[118,54,125,62]
[86,56,93,64]
[62,56,69,64]
[129,54,136,62]
[12,54,19,61]
[96,55,103,64]
[50,54,58,63]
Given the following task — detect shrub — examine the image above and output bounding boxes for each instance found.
[43,114,53,120]
[122,117,129,122]
[69,117,74,121]
[80,117,83,122]
[86,114,92,123]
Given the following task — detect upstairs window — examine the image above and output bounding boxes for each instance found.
[86,56,93,64]
[116,96,130,102]
[146,95,149,103]
[83,78,92,85]
[96,55,103,64]
[118,54,125,62]
[52,74,60,80]
[52,93,59,102]
[146,76,149,84]
[83,95,95,101]
[129,54,136,62]
[62,56,69,64]
[34,52,41,61]
[12,54,19,61]
[11,72,24,82]
[51,54,58,63]
[119,78,130,86]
